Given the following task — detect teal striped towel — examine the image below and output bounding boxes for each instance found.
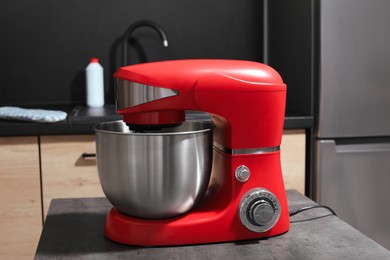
[0,106,67,123]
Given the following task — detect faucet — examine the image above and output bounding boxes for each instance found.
[122,20,169,66]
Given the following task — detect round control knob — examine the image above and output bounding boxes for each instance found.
[235,165,250,182]
[249,200,275,226]
[239,188,281,232]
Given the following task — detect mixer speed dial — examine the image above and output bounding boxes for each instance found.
[239,188,281,232]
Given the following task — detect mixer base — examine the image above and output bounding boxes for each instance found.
[103,206,289,246]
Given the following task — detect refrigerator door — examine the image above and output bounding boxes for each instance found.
[315,139,390,249]
[318,0,390,138]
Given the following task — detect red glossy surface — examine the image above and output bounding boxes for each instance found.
[107,59,289,246]
[114,59,286,149]
[104,150,290,246]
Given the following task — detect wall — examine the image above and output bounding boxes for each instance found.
[0,0,263,107]
[268,0,313,117]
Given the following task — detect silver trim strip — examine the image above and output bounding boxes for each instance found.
[213,143,280,155]
[115,80,178,110]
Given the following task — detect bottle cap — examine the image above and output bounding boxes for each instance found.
[90,58,99,63]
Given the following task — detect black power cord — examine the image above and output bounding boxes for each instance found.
[289,205,337,217]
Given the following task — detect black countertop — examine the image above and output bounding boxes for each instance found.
[34,190,390,259]
[0,105,314,137]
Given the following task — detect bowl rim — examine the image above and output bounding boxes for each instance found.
[94,120,213,136]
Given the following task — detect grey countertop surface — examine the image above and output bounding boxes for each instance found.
[34,190,389,259]
[0,105,313,137]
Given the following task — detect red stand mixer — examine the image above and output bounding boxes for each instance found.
[94,59,289,246]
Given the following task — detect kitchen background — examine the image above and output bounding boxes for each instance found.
[1,0,263,106]
[4,0,389,258]
[0,0,312,119]
[0,1,312,258]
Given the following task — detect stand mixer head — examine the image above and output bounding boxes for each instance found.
[114,59,286,149]
[95,59,290,246]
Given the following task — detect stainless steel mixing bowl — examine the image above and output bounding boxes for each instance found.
[94,120,213,219]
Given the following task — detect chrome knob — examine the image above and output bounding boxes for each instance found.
[239,188,281,232]
[249,200,275,226]
[235,165,250,182]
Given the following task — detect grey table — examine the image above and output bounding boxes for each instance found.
[35,190,389,259]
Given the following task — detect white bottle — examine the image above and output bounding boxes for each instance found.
[86,58,104,107]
